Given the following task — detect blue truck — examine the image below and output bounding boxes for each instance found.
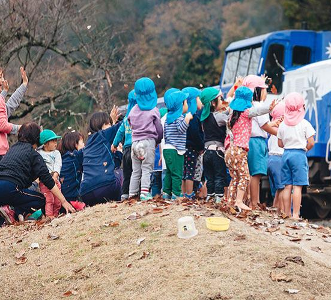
[220,30,331,218]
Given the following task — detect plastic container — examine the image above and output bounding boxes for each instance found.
[177,216,198,239]
[206,217,230,231]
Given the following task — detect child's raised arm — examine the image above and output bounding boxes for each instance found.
[248,99,277,118]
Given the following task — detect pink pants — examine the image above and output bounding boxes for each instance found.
[40,181,62,217]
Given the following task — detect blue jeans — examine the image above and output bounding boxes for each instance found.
[0,180,45,216]
[151,171,162,197]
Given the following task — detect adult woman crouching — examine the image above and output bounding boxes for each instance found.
[0,122,75,224]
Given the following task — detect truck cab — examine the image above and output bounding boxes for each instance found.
[220,30,331,96]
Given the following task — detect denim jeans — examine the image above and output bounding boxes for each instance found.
[151,171,162,197]
[0,180,45,216]
[122,146,132,196]
[203,150,227,195]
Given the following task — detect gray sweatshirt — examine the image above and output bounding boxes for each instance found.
[38,149,62,175]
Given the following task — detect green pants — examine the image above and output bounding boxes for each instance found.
[163,149,184,197]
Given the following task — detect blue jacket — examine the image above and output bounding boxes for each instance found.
[113,117,132,149]
[80,123,121,196]
[60,149,83,200]
[186,111,204,151]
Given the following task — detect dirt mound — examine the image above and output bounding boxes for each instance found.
[0,200,330,300]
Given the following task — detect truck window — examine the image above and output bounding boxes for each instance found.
[265,44,284,94]
[222,51,239,85]
[248,47,262,74]
[292,46,311,66]
[236,49,251,77]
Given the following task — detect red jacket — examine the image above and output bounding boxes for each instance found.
[0,95,14,155]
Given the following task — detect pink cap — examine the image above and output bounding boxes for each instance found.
[270,101,285,121]
[284,92,306,126]
[242,75,268,90]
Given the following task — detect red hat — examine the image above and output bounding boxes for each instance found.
[284,92,306,126]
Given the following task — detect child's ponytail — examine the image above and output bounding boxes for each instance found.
[229,110,242,129]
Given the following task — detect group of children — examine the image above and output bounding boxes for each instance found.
[0,71,315,225]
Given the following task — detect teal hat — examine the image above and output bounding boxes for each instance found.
[164,88,180,103]
[200,87,221,122]
[134,77,158,111]
[182,87,201,115]
[40,129,61,145]
[165,91,189,124]
[126,89,137,117]
[159,107,168,118]
[229,86,253,112]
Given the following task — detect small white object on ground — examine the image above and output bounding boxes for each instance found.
[30,243,40,249]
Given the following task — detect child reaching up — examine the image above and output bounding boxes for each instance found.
[277,92,315,219]
[128,78,163,201]
[38,129,62,218]
[225,86,276,211]
[163,91,193,200]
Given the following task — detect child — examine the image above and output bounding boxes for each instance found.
[200,87,228,203]
[267,102,285,211]
[128,77,163,201]
[0,67,28,161]
[151,145,163,197]
[277,92,315,219]
[38,129,62,218]
[111,90,136,200]
[163,91,193,200]
[243,75,278,209]
[225,86,275,211]
[80,107,122,205]
[58,131,85,210]
[181,87,204,199]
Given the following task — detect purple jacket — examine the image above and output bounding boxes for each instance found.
[128,105,163,144]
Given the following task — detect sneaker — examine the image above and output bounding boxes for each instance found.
[185,192,195,200]
[206,194,215,202]
[0,205,16,225]
[215,194,224,204]
[27,209,43,220]
[162,193,171,200]
[70,201,86,211]
[18,214,25,222]
[171,193,183,201]
[140,193,153,201]
[121,194,129,201]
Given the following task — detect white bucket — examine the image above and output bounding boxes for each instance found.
[177,216,198,239]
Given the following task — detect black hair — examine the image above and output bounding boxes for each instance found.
[253,87,262,102]
[89,112,111,134]
[18,122,41,145]
[58,131,84,155]
[210,97,219,113]
[229,110,242,129]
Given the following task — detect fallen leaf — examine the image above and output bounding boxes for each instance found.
[126,263,132,268]
[234,234,246,241]
[284,289,299,294]
[110,222,119,227]
[126,251,137,258]
[126,212,141,220]
[15,250,26,259]
[316,227,330,234]
[73,267,85,274]
[152,208,163,214]
[91,241,103,249]
[63,290,78,297]
[285,256,304,266]
[136,237,146,245]
[138,251,150,260]
[273,261,287,268]
[48,233,59,240]
[266,227,280,233]
[15,256,27,265]
[109,204,118,208]
[289,238,302,242]
[152,225,162,232]
[286,225,301,230]
[270,271,292,282]
[311,246,322,253]
[160,213,170,217]
[281,213,289,219]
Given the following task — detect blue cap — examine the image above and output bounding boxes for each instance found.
[126,89,137,116]
[166,91,189,124]
[182,87,201,115]
[134,77,158,111]
[229,86,253,112]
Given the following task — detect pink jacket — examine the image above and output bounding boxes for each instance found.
[0,95,14,155]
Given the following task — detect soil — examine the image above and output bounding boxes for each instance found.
[0,199,330,300]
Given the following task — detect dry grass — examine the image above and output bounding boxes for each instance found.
[0,201,330,300]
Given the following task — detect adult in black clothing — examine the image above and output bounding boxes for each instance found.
[0,122,75,224]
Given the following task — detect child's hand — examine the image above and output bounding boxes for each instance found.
[2,80,9,92]
[185,112,193,124]
[110,105,120,124]
[269,99,277,112]
[111,144,117,153]
[235,76,243,87]
[158,157,162,167]
[62,201,76,214]
[20,67,28,86]
[52,172,59,183]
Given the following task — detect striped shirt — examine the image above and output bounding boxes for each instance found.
[164,115,189,152]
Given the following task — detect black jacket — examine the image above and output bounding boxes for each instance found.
[0,142,55,190]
